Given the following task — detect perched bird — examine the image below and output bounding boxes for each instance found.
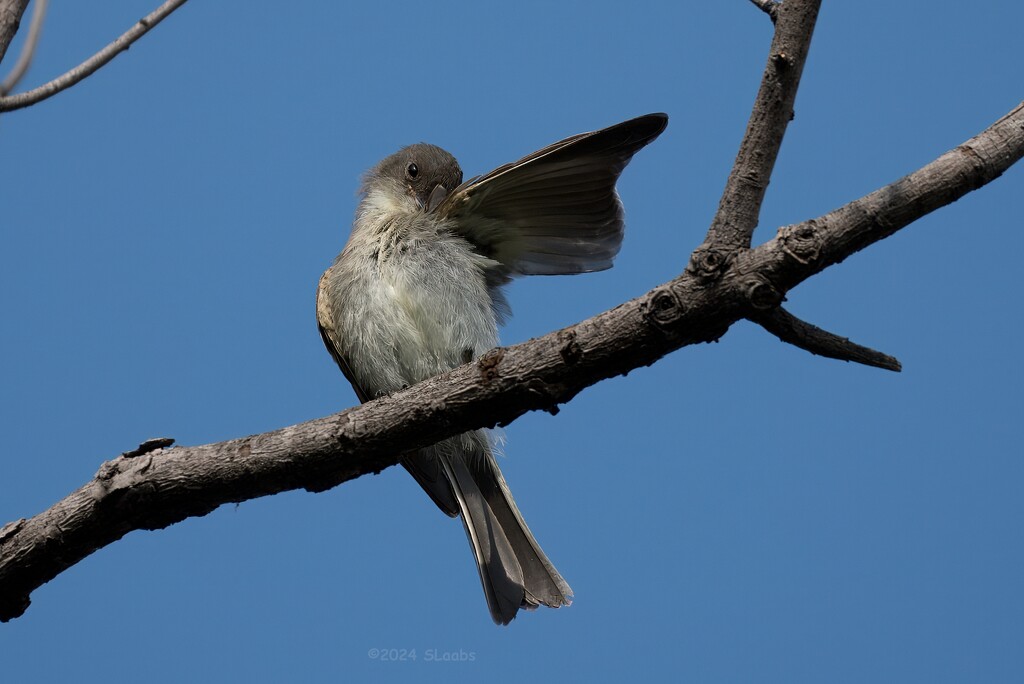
[316,113,668,624]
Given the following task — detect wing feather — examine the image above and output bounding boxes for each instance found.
[435,113,668,275]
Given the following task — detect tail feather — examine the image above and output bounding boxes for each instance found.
[415,434,572,625]
[443,454,528,624]
[402,450,459,517]
[463,450,573,609]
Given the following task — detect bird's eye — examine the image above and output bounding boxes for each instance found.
[406,162,418,179]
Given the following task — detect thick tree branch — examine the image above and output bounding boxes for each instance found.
[0,0,46,96]
[0,0,189,113]
[2,100,1022,623]
[700,0,819,255]
[0,0,30,65]
[751,307,902,372]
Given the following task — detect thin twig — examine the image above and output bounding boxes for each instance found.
[748,0,779,22]
[0,0,189,112]
[0,0,46,96]
[751,307,902,372]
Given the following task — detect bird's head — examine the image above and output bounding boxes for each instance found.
[364,143,464,213]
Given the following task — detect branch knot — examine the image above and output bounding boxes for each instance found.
[0,519,25,545]
[772,51,791,69]
[122,437,174,458]
[645,287,685,330]
[477,348,505,383]
[744,276,783,310]
[686,246,731,283]
[558,331,583,365]
[779,221,821,264]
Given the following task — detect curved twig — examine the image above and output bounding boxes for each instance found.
[0,0,46,96]
[751,307,902,372]
[0,0,189,112]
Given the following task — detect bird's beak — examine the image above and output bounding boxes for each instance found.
[424,184,448,213]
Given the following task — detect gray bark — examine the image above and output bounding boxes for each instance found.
[0,0,30,65]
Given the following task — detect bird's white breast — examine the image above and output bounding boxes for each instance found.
[328,196,500,397]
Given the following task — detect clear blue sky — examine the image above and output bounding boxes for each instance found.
[2,2,1022,681]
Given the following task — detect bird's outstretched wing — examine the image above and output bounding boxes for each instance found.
[433,113,668,276]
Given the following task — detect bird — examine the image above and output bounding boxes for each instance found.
[316,113,668,624]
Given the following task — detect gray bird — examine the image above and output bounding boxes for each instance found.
[316,113,668,624]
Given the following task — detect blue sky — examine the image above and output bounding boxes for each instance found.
[2,1,1022,681]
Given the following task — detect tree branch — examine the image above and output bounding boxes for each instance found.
[2,100,1022,623]
[744,102,1024,292]
[751,307,902,372]
[700,0,820,256]
[0,0,189,113]
[0,0,30,65]
[0,0,46,96]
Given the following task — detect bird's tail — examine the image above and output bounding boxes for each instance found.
[405,433,572,625]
